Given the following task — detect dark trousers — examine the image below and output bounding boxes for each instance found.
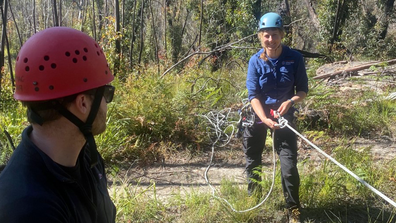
[242,115,300,208]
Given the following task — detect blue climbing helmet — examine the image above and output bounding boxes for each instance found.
[258,12,283,31]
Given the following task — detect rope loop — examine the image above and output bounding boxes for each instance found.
[276,116,288,128]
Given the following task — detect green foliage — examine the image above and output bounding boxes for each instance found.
[0,75,27,166]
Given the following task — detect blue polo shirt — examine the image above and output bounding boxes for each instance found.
[246,46,308,110]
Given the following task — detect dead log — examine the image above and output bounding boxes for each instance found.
[314,59,396,80]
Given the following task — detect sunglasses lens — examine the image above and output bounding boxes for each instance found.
[104,85,115,103]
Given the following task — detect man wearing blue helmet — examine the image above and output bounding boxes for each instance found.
[243,12,308,222]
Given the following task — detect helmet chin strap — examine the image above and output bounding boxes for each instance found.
[55,87,105,168]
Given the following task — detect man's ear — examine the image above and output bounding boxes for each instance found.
[73,94,91,115]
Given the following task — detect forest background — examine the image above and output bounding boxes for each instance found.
[0,0,396,222]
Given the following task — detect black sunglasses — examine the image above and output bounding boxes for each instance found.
[103,85,115,103]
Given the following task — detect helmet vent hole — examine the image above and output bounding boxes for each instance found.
[94,43,98,48]
[73,58,78,63]
[34,87,39,92]
[25,66,30,71]
[96,51,100,56]
[84,48,88,52]
[83,78,88,82]
[83,56,87,61]
[44,55,50,61]
[49,85,54,90]
[51,63,57,69]
[65,52,71,57]
[39,65,45,71]
[24,58,28,63]
[105,70,108,75]
[75,50,80,55]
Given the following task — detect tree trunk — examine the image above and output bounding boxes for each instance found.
[198,0,203,46]
[129,0,137,69]
[59,0,62,26]
[0,0,7,70]
[252,0,261,20]
[138,0,145,65]
[52,0,59,26]
[329,0,342,54]
[304,0,320,30]
[114,0,121,76]
[149,0,159,70]
[33,0,36,33]
[378,0,395,39]
[96,0,104,39]
[163,0,167,54]
[8,0,22,47]
[92,0,96,40]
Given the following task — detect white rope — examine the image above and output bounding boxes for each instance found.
[200,109,277,213]
[276,115,396,208]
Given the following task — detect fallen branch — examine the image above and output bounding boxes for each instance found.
[160,34,256,78]
[313,59,396,80]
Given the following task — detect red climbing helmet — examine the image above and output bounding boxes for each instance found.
[14,27,114,101]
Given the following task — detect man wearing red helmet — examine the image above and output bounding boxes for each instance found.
[0,27,116,222]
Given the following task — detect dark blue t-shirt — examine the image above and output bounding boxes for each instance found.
[0,126,116,223]
[246,45,308,109]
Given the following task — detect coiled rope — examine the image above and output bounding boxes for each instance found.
[200,108,277,213]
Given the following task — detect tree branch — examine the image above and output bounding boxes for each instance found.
[160,33,256,78]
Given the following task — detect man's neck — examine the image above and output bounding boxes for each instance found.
[30,119,86,167]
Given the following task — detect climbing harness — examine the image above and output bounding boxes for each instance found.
[236,99,255,138]
[201,103,396,213]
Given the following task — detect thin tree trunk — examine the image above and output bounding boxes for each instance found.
[0,0,7,70]
[149,0,159,73]
[96,0,103,39]
[114,0,121,75]
[0,0,4,96]
[8,0,22,47]
[129,0,136,69]
[53,0,59,26]
[137,0,144,65]
[59,0,62,26]
[122,0,125,30]
[198,0,203,46]
[5,21,13,87]
[81,0,89,32]
[92,0,96,40]
[329,0,342,54]
[33,0,36,33]
[163,0,166,54]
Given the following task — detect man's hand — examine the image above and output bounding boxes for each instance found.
[262,118,280,130]
[275,100,293,118]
